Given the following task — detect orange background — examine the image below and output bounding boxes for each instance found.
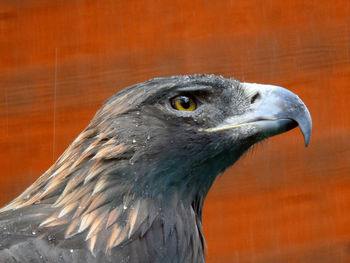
[0,1,350,262]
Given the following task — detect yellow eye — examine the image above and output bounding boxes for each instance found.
[171,95,197,111]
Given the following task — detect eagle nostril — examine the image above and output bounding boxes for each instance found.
[250,92,260,104]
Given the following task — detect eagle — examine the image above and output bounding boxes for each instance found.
[0,75,311,263]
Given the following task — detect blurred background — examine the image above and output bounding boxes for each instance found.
[0,0,349,262]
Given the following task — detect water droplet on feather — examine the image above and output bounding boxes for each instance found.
[47,235,56,242]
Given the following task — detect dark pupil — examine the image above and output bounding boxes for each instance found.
[179,96,191,109]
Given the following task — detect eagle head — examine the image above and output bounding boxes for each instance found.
[89,74,311,201]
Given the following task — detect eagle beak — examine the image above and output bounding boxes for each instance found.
[205,83,312,146]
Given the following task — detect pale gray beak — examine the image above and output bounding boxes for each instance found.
[205,83,312,146]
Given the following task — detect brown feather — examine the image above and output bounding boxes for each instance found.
[72,194,93,218]
[86,209,109,240]
[93,144,128,160]
[127,200,140,238]
[84,193,107,215]
[40,211,61,227]
[65,217,81,238]
[78,206,104,233]
[106,225,122,254]
[55,183,91,207]
[83,161,105,184]
[106,207,121,229]
[58,202,78,218]
[92,177,107,195]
